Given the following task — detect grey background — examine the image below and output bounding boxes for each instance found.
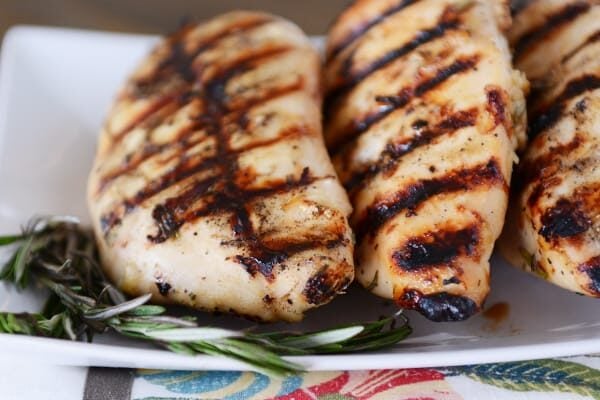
[1,0,353,40]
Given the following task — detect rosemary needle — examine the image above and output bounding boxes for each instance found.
[0,216,411,376]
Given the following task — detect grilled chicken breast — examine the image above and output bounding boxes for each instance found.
[87,11,355,322]
[324,0,528,321]
[500,0,600,297]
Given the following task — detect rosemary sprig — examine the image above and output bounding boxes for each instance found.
[0,216,411,376]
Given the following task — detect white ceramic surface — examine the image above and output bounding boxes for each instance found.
[0,26,599,371]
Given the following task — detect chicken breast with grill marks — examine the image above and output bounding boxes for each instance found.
[500,0,600,297]
[87,11,355,322]
[324,0,528,321]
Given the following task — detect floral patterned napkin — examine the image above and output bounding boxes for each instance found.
[3,356,599,399]
[131,356,600,400]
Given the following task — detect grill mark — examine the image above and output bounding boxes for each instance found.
[516,135,581,198]
[331,55,479,151]
[100,212,122,235]
[578,256,600,295]
[225,78,304,113]
[578,182,600,215]
[238,236,347,280]
[233,124,308,153]
[356,159,505,242]
[561,29,600,64]
[513,2,591,61]
[529,74,600,138]
[199,45,292,84]
[327,0,419,61]
[510,0,531,16]
[303,265,353,305]
[98,125,204,193]
[344,108,478,191]
[443,276,461,285]
[136,16,272,90]
[539,198,591,241]
[392,225,480,271]
[167,175,221,214]
[413,57,477,96]
[398,290,479,321]
[103,154,217,221]
[527,176,562,209]
[155,281,172,296]
[109,96,180,145]
[183,168,321,226]
[157,40,196,84]
[127,155,220,211]
[146,175,221,242]
[486,87,509,130]
[325,16,460,122]
[109,16,272,146]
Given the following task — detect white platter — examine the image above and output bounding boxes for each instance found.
[0,26,599,371]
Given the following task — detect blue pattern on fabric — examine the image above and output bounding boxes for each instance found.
[140,371,242,394]
[277,375,303,396]
[223,373,270,400]
[441,359,600,399]
[445,362,576,385]
[138,370,198,386]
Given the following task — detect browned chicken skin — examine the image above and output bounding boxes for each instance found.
[324,0,528,321]
[87,11,355,322]
[500,0,600,297]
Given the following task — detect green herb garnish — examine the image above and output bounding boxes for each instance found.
[0,216,411,376]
